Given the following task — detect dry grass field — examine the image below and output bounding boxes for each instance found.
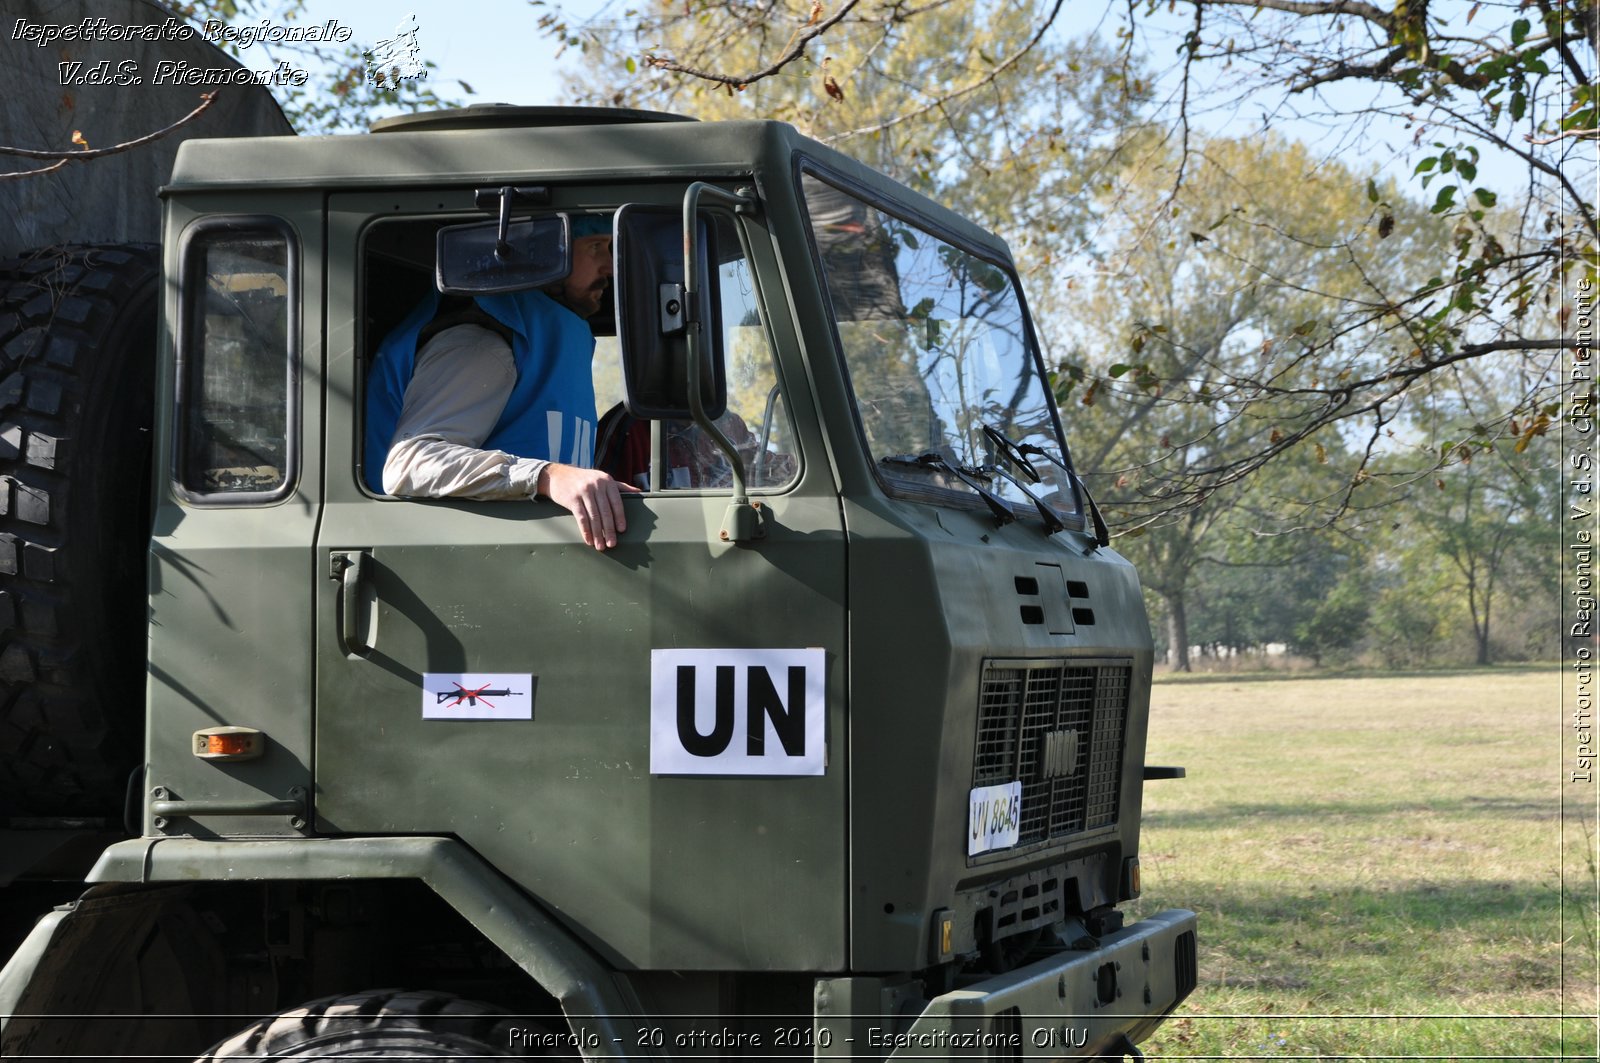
[1128,667,1597,1061]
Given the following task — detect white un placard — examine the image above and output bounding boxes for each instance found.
[968,781,1022,856]
[650,648,825,776]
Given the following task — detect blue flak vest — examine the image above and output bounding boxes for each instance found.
[364,288,598,494]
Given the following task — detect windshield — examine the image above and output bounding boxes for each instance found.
[801,173,1078,521]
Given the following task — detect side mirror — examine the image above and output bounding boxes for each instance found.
[613,204,726,420]
[436,214,570,295]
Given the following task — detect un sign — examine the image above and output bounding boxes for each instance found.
[650,648,826,776]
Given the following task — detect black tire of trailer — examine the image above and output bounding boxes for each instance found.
[0,244,159,818]
[195,989,558,1059]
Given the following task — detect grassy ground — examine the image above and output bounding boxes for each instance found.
[1128,668,1598,1061]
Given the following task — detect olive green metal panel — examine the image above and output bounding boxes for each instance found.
[144,195,323,840]
[843,491,1156,971]
[311,191,847,972]
[757,146,1160,972]
[164,121,1004,262]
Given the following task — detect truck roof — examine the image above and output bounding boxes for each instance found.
[162,108,1012,264]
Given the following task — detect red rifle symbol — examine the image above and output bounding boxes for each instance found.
[437,682,517,708]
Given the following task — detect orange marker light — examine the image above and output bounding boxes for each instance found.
[192,726,263,761]
[206,733,254,756]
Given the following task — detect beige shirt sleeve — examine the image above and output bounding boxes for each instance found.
[380,324,550,499]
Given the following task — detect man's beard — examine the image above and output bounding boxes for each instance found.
[547,280,609,319]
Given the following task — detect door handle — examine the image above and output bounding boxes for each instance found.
[330,550,371,655]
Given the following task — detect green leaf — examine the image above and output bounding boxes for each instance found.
[1414,157,1438,174]
[1511,91,1526,121]
[1457,160,1476,181]
[1473,188,1497,207]
[1564,109,1599,132]
[1431,185,1458,213]
[1366,177,1380,203]
[625,56,637,73]
[1109,363,1131,378]
[1511,18,1530,45]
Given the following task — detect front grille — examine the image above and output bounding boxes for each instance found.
[973,659,1131,850]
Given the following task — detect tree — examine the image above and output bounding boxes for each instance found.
[547,0,1592,522]
[1103,0,1592,492]
[1367,566,1453,667]
[553,0,1147,281]
[1055,133,1428,666]
[1406,440,1559,664]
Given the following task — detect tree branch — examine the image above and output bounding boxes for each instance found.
[1534,0,1593,86]
[822,0,1068,143]
[641,0,863,89]
[1181,0,1392,32]
[0,91,219,179]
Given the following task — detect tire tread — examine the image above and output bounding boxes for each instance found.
[196,989,539,1060]
[0,243,158,816]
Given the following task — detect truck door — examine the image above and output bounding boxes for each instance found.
[145,205,323,837]
[313,189,848,972]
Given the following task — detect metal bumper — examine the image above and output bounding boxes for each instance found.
[873,909,1197,1060]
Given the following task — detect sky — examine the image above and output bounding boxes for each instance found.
[272,0,609,109]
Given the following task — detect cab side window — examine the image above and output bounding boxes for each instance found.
[176,222,296,502]
[598,214,797,492]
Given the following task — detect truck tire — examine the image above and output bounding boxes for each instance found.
[0,244,159,818]
[195,989,548,1059]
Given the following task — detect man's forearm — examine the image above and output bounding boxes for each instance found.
[382,435,548,500]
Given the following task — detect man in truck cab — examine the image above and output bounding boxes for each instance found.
[364,214,637,551]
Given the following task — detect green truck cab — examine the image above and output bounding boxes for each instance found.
[0,107,1195,1060]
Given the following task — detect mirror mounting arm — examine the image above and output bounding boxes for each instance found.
[472,186,552,262]
[681,183,765,544]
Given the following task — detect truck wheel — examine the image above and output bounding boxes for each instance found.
[0,244,159,817]
[196,989,554,1059]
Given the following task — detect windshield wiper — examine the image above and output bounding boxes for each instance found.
[881,452,1016,526]
[982,423,1110,549]
[881,450,1065,535]
[984,462,1065,535]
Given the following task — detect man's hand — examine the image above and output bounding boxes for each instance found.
[538,464,641,550]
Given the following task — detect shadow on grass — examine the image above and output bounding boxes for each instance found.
[1145,793,1561,829]
[1137,878,1569,997]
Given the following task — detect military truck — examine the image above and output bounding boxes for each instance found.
[0,102,1196,1059]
